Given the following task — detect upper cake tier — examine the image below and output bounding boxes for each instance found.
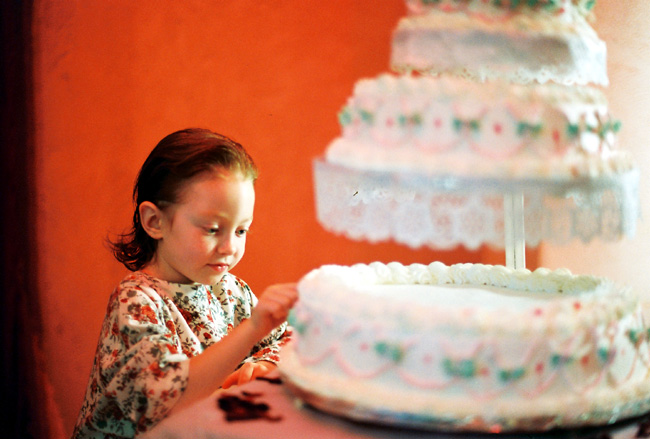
[314,72,639,249]
[391,0,608,85]
[404,0,599,19]
[326,74,629,179]
[312,0,638,249]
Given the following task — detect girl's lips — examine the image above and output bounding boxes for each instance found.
[208,263,229,272]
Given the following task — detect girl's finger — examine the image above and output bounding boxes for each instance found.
[237,363,255,386]
[222,371,237,389]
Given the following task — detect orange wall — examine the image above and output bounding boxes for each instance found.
[540,1,650,293]
[33,1,495,436]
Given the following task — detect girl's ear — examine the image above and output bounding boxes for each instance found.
[139,201,165,240]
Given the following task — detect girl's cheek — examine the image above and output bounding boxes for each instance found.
[199,236,218,253]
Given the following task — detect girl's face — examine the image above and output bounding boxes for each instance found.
[148,169,255,285]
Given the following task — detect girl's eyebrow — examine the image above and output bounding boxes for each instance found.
[195,211,253,224]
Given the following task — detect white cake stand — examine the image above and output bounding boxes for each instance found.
[312,158,640,270]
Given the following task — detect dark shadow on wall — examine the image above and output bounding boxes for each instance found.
[1,1,49,438]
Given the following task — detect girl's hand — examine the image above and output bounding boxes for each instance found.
[249,283,298,337]
[221,361,276,389]
[174,284,298,412]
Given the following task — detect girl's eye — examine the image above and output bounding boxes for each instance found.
[236,229,248,237]
[206,227,219,234]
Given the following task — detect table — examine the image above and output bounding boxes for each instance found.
[139,373,650,439]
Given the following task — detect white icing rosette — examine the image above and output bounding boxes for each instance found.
[471,107,525,159]
[413,101,458,152]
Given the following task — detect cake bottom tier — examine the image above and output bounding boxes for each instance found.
[280,345,650,432]
[281,262,650,432]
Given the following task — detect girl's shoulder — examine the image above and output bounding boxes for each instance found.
[111,271,171,303]
[101,272,170,319]
[119,270,164,291]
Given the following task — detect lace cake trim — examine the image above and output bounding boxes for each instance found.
[313,159,639,250]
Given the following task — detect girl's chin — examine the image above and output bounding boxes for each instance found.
[203,272,227,285]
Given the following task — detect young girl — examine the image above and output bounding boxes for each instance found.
[72,128,298,438]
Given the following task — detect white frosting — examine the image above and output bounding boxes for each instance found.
[280,262,650,430]
[293,0,647,430]
[296,262,633,331]
[391,3,608,85]
[363,284,564,309]
[325,74,630,179]
[404,0,598,20]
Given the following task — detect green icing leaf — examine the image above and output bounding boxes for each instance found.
[628,329,642,344]
[517,121,543,137]
[529,123,543,136]
[550,353,574,367]
[453,118,463,133]
[453,118,480,132]
[499,367,526,382]
[287,312,307,335]
[418,0,569,13]
[517,121,527,136]
[410,113,423,126]
[359,109,374,124]
[443,358,477,378]
[597,347,611,364]
[338,108,352,126]
[374,341,405,363]
[601,119,622,137]
[566,123,580,138]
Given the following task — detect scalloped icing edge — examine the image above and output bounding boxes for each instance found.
[297,261,636,333]
[280,345,650,431]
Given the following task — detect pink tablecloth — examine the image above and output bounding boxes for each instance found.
[138,373,650,439]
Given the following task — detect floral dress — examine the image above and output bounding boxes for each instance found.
[72,271,290,439]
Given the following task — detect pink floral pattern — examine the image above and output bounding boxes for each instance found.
[72,271,290,438]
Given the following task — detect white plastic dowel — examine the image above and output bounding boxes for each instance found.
[504,192,526,270]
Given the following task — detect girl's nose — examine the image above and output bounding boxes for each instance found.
[217,236,236,255]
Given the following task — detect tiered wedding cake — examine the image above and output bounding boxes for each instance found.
[280,0,646,432]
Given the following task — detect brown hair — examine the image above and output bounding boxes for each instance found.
[109,128,258,271]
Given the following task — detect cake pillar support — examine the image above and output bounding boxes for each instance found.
[504,192,526,269]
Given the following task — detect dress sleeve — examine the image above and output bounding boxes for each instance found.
[232,277,293,365]
[76,279,190,437]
